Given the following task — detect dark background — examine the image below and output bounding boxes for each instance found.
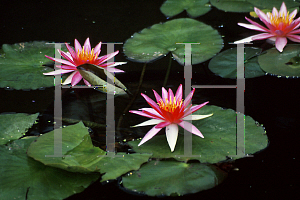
[0,0,299,199]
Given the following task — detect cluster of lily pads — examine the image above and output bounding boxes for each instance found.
[3,0,299,199]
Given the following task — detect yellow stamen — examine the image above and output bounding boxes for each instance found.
[77,46,97,62]
[269,11,293,28]
[158,97,183,113]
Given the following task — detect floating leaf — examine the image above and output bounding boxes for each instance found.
[258,44,300,77]
[160,0,211,18]
[0,112,39,145]
[122,160,227,196]
[123,18,223,65]
[0,41,59,90]
[27,122,151,182]
[129,105,268,163]
[77,64,129,95]
[208,47,265,79]
[0,137,99,200]
[210,0,300,12]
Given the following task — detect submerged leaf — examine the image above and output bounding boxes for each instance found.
[123,18,223,65]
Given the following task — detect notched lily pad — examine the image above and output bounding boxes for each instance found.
[129,105,268,163]
[0,112,39,145]
[210,0,300,12]
[0,137,99,200]
[27,122,151,182]
[122,160,227,196]
[123,18,223,65]
[0,41,60,90]
[258,44,300,77]
[160,0,211,18]
[208,47,265,79]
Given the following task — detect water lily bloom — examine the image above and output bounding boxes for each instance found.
[234,2,300,52]
[129,84,213,152]
[43,38,126,86]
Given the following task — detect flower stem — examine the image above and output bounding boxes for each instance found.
[163,53,173,87]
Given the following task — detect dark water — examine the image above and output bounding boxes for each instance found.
[1,0,299,199]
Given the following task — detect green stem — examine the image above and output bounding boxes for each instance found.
[163,54,173,87]
[116,63,147,136]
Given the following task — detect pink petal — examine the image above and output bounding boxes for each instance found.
[165,124,178,152]
[175,84,182,101]
[94,42,102,55]
[138,125,162,146]
[287,35,300,43]
[252,33,274,40]
[60,65,77,70]
[65,43,77,59]
[272,7,278,17]
[190,101,209,113]
[255,7,270,24]
[105,67,124,73]
[238,23,267,32]
[83,37,91,53]
[168,88,174,101]
[153,90,162,103]
[129,110,162,120]
[74,39,82,54]
[183,88,195,108]
[275,37,287,52]
[140,108,164,118]
[43,69,74,75]
[141,93,164,115]
[95,51,119,65]
[59,50,76,66]
[244,17,270,32]
[161,87,168,103]
[289,9,298,20]
[178,121,204,138]
[279,2,287,17]
[70,71,83,86]
[289,27,300,34]
[45,55,76,67]
[155,121,171,128]
[131,119,164,127]
[62,71,76,85]
[83,79,91,86]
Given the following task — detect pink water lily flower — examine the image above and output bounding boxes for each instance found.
[129,84,213,152]
[43,37,126,86]
[234,2,300,52]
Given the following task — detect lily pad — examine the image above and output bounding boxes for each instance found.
[0,137,99,200]
[129,105,268,163]
[27,122,151,182]
[208,47,265,79]
[210,0,300,13]
[0,112,39,145]
[123,18,223,65]
[0,41,59,90]
[258,44,300,77]
[160,0,211,18]
[122,160,227,196]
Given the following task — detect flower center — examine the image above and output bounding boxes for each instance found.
[158,97,183,113]
[77,47,98,63]
[269,11,294,28]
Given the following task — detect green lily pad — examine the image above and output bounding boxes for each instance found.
[0,112,39,145]
[0,137,99,200]
[0,41,59,90]
[160,0,211,18]
[210,0,300,12]
[122,160,227,196]
[258,44,300,77]
[129,105,268,163]
[123,18,223,65]
[208,47,265,79]
[27,122,151,182]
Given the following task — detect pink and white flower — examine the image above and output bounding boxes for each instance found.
[234,2,300,52]
[44,37,126,86]
[129,84,213,152]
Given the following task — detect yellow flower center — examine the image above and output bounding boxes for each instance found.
[77,46,97,62]
[269,11,294,28]
[158,97,183,113]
